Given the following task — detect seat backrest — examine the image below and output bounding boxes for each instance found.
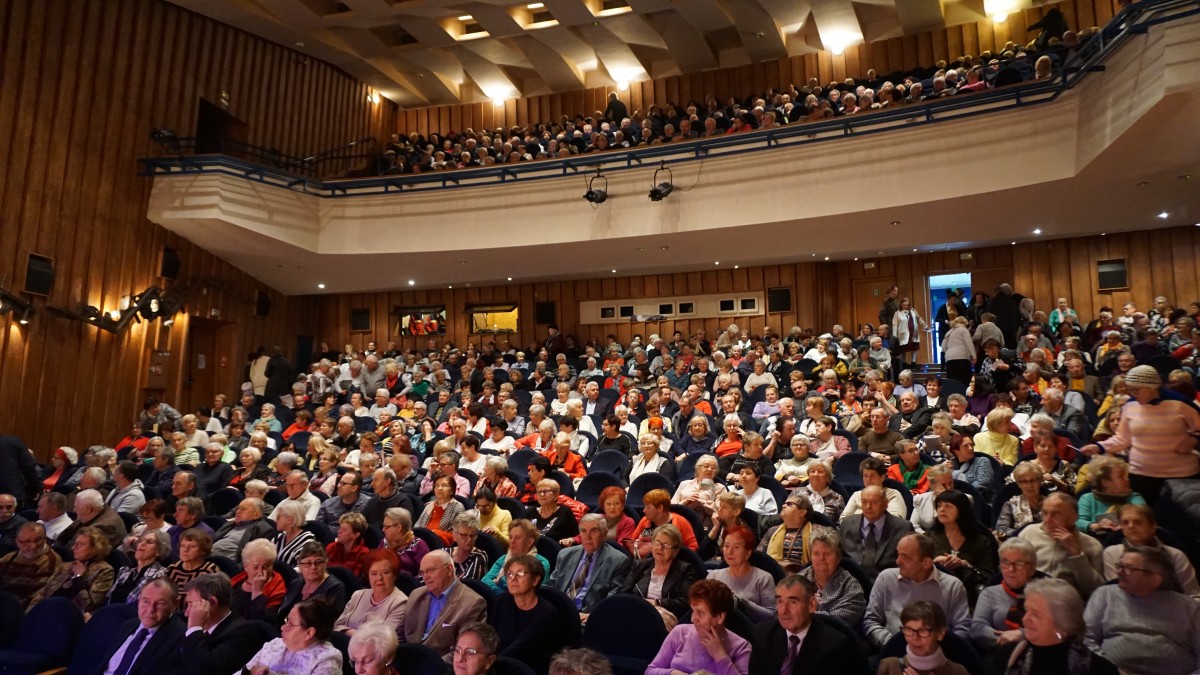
[303,520,335,545]
[496,496,526,517]
[675,545,709,581]
[537,586,583,647]
[354,417,376,433]
[395,571,422,595]
[206,554,241,577]
[493,656,538,675]
[582,594,667,658]
[460,577,495,618]
[627,472,675,508]
[668,504,705,542]
[833,428,859,452]
[392,643,451,675]
[952,479,992,527]
[588,450,631,478]
[327,564,364,592]
[535,536,562,574]
[748,549,787,581]
[412,527,444,550]
[576,472,624,511]
[882,478,915,517]
[0,590,22,649]
[66,603,138,675]
[549,470,575,498]
[833,452,869,488]
[474,532,505,568]
[759,475,790,509]
[19,597,85,659]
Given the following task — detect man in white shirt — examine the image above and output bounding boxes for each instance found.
[99,578,185,675]
[267,470,322,522]
[36,492,73,542]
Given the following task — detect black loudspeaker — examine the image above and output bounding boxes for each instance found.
[350,308,371,332]
[160,247,181,280]
[255,290,271,318]
[767,287,792,313]
[24,254,55,296]
[535,301,556,325]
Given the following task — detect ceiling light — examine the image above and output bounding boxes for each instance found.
[108,309,121,321]
[407,280,415,286]
[611,270,617,273]
[890,220,900,226]
[824,256,830,261]
[649,162,673,201]
[317,283,325,289]
[1158,211,1169,219]
[458,15,473,21]
[527,2,544,8]
[17,308,31,325]
[734,265,739,269]
[660,246,669,250]
[492,97,505,106]
[1032,228,1042,235]
[507,277,513,281]
[1178,174,1191,180]
[617,81,629,91]
[853,257,859,261]
[448,285,453,289]
[1136,180,1150,187]
[714,262,720,266]
[459,260,467,264]
[912,248,918,252]
[1011,241,1017,245]
[992,13,1008,22]
[584,171,608,204]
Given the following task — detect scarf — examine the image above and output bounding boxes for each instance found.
[1000,581,1026,629]
[767,523,812,566]
[904,646,947,672]
[900,463,926,490]
[1005,639,1094,675]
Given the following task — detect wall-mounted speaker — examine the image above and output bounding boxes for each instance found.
[24,254,55,296]
[350,308,372,332]
[254,290,271,318]
[767,287,792,313]
[535,301,556,325]
[160,247,181,280]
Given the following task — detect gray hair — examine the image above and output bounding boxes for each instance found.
[947,393,968,405]
[809,529,843,559]
[75,488,104,510]
[549,648,613,675]
[485,456,508,474]
[384,507,412,531]
[273,499,309,526]
[82,466,107,484]
[723,414,743,428]
[452,512,480,532]
[1028,413,1055,430]
[241,538,279,565]
[1024,578,1085,638]
[275,452,300,471]
[93,448,117,466]
[348,621,399,666]
[140,529,172,559]
[579,512,609,535]
[998,538,1038,566]
[241,446,263,463]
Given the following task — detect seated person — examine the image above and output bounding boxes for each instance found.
[672,454,726,530]
[272,499,317,568]
[278,541,348,624]
[748,575,869,675]
[94,577,185,675]
[717,431,773,485]
[840,457,907,522]
[416,475,466,546]
[1084,546,1200,675]
[164,528,220,601]
[863,533,971,650]
[245,597,342,675]
[0,522,61,608]
[789,460,845,522]
[1075,456,1144,537]
[857,407,904,463]
[403,550,488,657]
[910,463,955,533]
[381,507,428,578]
[267,469,322,523]
[542,432,587,483]
[1018,493,1104,598]
[347,621,399,675]
[646,579,752,675]
[211,497,275,563]
[799,529,866,628]
[887,441,930,494]
[878,601,970,675]
[971,538,1040,653]
[489,554,564,673]
[1102,504,1200,598]
[708,525,776,622]
[927,489,999,599]
[547,513,631,615]
[315,469,369,530]
[418,450,471,498]
[616,524,698,627]
[974,408,1020,466]
[733,464,778,516]
[1020,432,1076,495]
[107,530,171,606]
[526,478,579,543]
[57,488,127,550]
[629,488,699,558]
[326,512,370,576]
[27,525,115,613]
[483,519,549,594]
[758,493,821,573]
[630,433,673,483]
[990,578,1120,675]
[334,549,408,636]
[179,573,267,675]
[948,434,995,501]
[229,538,288,623]
[448,512,490,581]
[776,435,822,487]
[994,461,1048,539]
[838,485,914,581]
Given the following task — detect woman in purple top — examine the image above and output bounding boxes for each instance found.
[381,507,428,578]
[646,579,751,675]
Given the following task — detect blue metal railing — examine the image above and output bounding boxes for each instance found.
[138,0,1199,198]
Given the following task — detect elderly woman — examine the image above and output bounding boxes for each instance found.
[709,525,776,622]
[40,446,82,492]
[272,499,317,568]
[122,498,171,553]
[163,528,219,600]
[879,601,970,675]
[911,463,955,533]
[229,445,272,490]
[630,432,672,482]
[1076,455,1146,535]
[743,359,777,394]
[888,441,931,494]
[673,454,726,528]
[1083,365,1200,505]
[230,538,288,623]
[972,539,1040,652]
[309,446,340,497]
[476,456,517,499]
[484,519,549,593]
[676,416,717,458]
[28,526,115,613]
[777,435,821,488]
[713,415,745,458]
[791,460,845,522]
[1102,504,1200,599]
[106,530,169,605]
[335,549,408,635]
[992,462,1044,539]
[246,597,342,675]
[950,434,994,499]
[382,507,428,578]
[929,490,999,599]
[975,407,1020,466]
[991,578,1118,674]
[328,512,370,576]
[448,512,489,581]
[279,541,348,623]
[474,487,512,548]
[732,464,775,516]
[799,529,866,627]
[1025,432,1076,494]
[751,385,782,420]
[347,621,400,675]
[169,431,200,466]
[490,554,564,673]
[417,475,466,545]
[758,493,821,573]
[646,579,752,675]
[617,524,698,628]
[565,486,635,548]
[920,415,955,463]
[181,413,210,448]
[810,415,851,462]
[527,478,579,542]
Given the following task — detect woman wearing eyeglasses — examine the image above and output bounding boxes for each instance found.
[877,601,969,675]
[246,597,342,675]
[489,554,562,674]
[995,462,1048,540]
[616,524,698,630]
[452,622,499,675]
[278,541,347,627]
[972,538,1041,652]
[348,621,400,675]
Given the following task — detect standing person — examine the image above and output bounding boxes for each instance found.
[880,286,901,330]
[264,346,295,406]
[941,317,977,385]
[603,92,628,123]
[892,297,929,370]
[0,435,39,508]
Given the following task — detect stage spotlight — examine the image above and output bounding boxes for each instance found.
[583,170,608,204]
[648,162,674,201]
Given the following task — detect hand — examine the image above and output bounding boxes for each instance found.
[559,537,575,547]
[1046,524,1082,556]
[482,526,496,535]
[936,554,965,569]
[903,666,922,675]
[250,568,269,594]
[1079,444,1100,457]
[996,628,1023,646]
[696,624,729,662]
[250,666,269,675]
[996,360,1009,371]
[187,596,214,629]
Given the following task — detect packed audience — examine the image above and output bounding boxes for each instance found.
[1,278,1199,675]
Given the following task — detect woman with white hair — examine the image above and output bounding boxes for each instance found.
[273,499,317,567]
[347,621,400,675]
[181,414,210,448]
[630,433,672,482]
[990,578,1117,674]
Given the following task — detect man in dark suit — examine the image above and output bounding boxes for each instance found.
[548,514,631,614]
[403,550,488,656]
[90,578,184,675]
[838,486,914,581]
[581,382,614,417]
[177,573,266,675]
[749,575,871,675]
[429,390,459,425]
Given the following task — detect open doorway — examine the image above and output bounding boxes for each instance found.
[195,98,249,155]
[928,272,971,363]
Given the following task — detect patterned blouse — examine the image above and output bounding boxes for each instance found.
[274,530,317,568]
[244,638,342,675]
[799,566,866,628]
[451,546,490,581]
[107,561,167,604]
[163,560,219,601]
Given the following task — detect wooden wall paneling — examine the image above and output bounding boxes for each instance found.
[931,28,949,65]
[947,26,964,60]
[917,32,935,68]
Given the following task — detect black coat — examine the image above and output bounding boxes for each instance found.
[615,556,697,618]
[263,355,294,404]
[175,613,263,675]
[0,435,39,503]
[750,615,871,675]
[89,615,185,675]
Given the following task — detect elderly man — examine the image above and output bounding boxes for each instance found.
[194,443,233,496]
[168,496,213,555]
[749,575,870,675]
[361,354,387,393]
[0,522,61,607]
[856,408,905,462]
[581,381,613,417]
[839,485,914,581]
[95,577,185,675]
[335,359,366,398]
[840,458,907,521]
[1019,492,1104,597]
[267,470,321,522]
[316,470,370,529]
[897,392,933,439]
[165,470,201,513]
[403,550,488,656]
[548,513,632,614]
[58,488,127,548]
[369,388,397,422]
[1039,388,1089,442]
[36,492,73,542]
[105,461,147,515]
[179,573,263,675]
[0,493,27,546]
[1084,546,1200,675]
[863,533,971,649]
[210,498,274,562]
[146,449,180,494]
[363,467,418,528]
[418,451,471,498]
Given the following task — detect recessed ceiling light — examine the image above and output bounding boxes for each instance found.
[890,220,901,226]
[912,248,918,252]
[611,270,616,273]
[458,15,473,20]
[714,262,720,266]
[1011,241,1017,245]
[660,246,669,251]
[853,257,859,261]
[811,253,816,257]
[635,247,644,251]
[459,260,467,264]
[507,277,513,281]
[448,285,453,289]
[733,265,739,269]
[526,2,544,8]
[1136,180,1150,187]
[1178,174,1192,180]
[317,283,325,289]
[1158,211,1169,219]
[407,280,415,286]
[824,256,830,261]
[1033,228,1042,235]
[1100,233,1106,236]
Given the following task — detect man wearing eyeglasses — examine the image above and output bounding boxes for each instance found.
[862,533,970,650]
[315,470,370,530]
[402,550,487,657]
[92,578,184,675]
[0,521,60,608]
